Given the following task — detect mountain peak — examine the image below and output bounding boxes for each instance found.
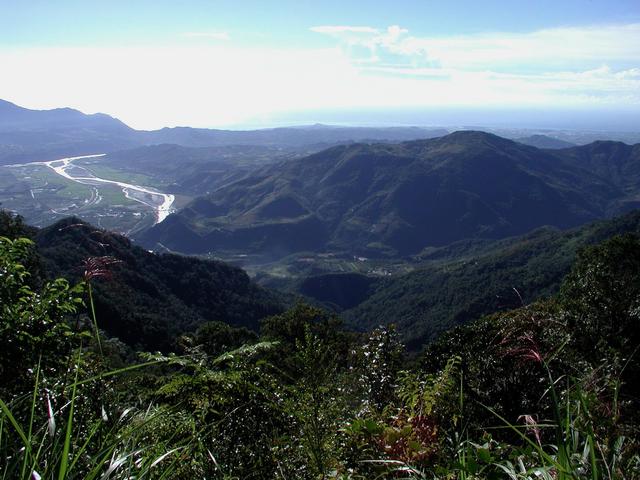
[0,98,30,117]
[0,99,20,109]
[438,130,515,146]
[141,130,624,258]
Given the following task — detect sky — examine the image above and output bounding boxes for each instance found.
[1,0,639,129]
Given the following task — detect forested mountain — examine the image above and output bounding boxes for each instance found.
[0,212,283,351]
[555,140,640,203]
[140,131,639,258]
[6,209,640,353]
[515,134,576,149]
[0,99,130,134]
[340,209,640,348]
[5,0,640,475]
[100,143,314,196]
[139,124,449,148]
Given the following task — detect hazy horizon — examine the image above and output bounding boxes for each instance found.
[5,97,640,134]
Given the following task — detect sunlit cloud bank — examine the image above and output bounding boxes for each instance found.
[311,23,640,70]
[0,23,638,129]
[310,22,640,106]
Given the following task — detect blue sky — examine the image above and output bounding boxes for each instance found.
[1,0,639,128]
[3,0,640,45]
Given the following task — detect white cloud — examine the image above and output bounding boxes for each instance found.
[311,23,640,70]
[1,23,638,129]
[182,31,230,41]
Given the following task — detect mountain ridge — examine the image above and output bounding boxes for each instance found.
[0,99,448,164]
[19,215,285,350]
[139,131,637,258]
[294,209,640,349]
[515,134,576,149]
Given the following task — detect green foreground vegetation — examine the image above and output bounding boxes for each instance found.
[1,210,639,479]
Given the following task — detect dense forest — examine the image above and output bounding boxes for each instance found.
[342,210,640,349]
[4,213,284,351]
[1,209,639,478]
[271,210,640,351]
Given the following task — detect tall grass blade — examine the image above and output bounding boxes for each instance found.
[58,349,81,480]
[481,403,569,475]
[0,398,32,465]
[87,282,103,357]
[21,359,41,479]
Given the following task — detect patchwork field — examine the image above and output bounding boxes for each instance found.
[0,158,171,234]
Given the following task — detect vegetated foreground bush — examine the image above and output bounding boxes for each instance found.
[1,227,639,478]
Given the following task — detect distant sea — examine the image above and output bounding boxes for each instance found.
[228,106,640,132]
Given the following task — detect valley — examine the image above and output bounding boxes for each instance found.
[3,2,640,476]
[2,99,640,343]
[1,153,178,234]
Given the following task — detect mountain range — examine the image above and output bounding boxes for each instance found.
[271,209,640,349]
[4,98,640,351]
[0,99,137,163]
[341,209,640,348]
[5,203,640,353]
[0,99,447,165]
[139,131,640,258]
[515,134,576,149]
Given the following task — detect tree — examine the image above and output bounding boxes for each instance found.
[560,234,640,355]
[0,236,84,396]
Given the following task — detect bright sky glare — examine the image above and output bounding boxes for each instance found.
[1,0,639,129]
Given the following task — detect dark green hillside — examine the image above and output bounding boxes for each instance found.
[515,134,576,149]
[152,211,329,255]
[298,272,378,310]
[30,216,284,350]
[141,131,632,258]
[556,140,640,201]
[101,143,312,196]
[343,209,640,349]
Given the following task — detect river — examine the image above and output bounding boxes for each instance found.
[9,154,175,224]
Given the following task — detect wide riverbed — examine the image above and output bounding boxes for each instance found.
[9,154,175,224]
